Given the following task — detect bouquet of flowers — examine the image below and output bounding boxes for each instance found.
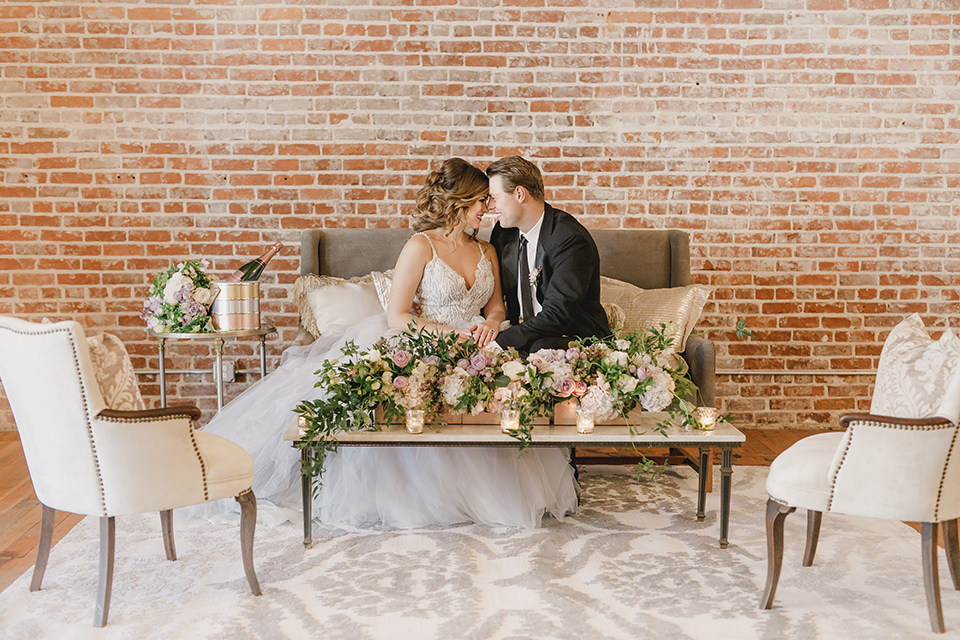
[294,322,703,482]
[141,260,216,333]
[563,326,697,425]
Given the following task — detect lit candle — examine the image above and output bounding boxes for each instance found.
[405,409,425,434]
[500,408,520,433]
[696,406,718,430]
[576,407,595,434]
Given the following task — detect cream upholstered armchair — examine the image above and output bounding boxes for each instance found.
[761,314,960,633]
[0,316,262,626]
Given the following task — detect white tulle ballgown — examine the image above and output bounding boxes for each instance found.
[182,234,579,529]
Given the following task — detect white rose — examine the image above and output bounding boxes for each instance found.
[364,350,383,364]
[602,351,629,368]
[382,371,393,385]
[192,287,212,304]
[501,361,526,381]
[619,375,639,394]
[162,273,189,305]
[616,339,630,351]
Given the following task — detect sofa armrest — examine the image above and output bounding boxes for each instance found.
[683,334,715,407]
[293,328,315,347]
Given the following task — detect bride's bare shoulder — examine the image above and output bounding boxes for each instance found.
[396,232,433,266]
[476,238,497,258]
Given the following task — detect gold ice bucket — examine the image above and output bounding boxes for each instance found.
[211,281,260,331]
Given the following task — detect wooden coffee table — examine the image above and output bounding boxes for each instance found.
[283,412,745,549]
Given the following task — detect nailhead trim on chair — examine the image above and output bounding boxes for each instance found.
[935,427,959,521]
[0,323,109,516]
[188,427,209,502]
[98,414,191,423]
[826,426,854,512]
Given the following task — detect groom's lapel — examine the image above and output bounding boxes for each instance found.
[501,228,520,302]
[533,205,555,300]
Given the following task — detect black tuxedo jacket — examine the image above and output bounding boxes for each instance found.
[491,203,610,352]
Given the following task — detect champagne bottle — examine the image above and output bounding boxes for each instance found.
[224,242,283,282]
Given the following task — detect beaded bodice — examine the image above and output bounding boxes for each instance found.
[415,233,494,328]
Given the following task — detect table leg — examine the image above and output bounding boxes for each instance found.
[720,448,733,549]
[259,336,267,378]
[158,338,167,408]
[302,447,313,549]
[696,447,709,522]
[214,337,224,411]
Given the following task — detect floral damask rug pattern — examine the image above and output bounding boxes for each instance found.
[0,466,954,639]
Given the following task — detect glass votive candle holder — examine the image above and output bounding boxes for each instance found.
[500,408,520,433]
[576,407,595,434]
[297,415,308,437]
[697,406,718,430]
[405,408,425,434]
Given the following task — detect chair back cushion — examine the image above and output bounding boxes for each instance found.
[827,417,960,521]
[870,313,960,422]
[0,316,108,515]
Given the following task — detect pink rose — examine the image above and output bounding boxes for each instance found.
[573,379,588,397]
[565,348,581,361]
[636,365,653,381]
[457,358,471,370]
[393,376,409,392]
[555,377,576,398]
[470,353,488,370]
[393,350,412,368]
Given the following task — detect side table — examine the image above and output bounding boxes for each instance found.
[150,324,277,411]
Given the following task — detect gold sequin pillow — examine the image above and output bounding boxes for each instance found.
[600,277,711,354]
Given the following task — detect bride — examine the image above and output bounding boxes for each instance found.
[185,158,579,529]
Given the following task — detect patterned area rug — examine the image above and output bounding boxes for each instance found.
[0,465,955,639]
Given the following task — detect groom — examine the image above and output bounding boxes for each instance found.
[487,156,610,354]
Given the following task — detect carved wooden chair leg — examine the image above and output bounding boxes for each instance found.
[760,498,796,610]
[30,504,56,592]
[159,509,176,561]
[941,519,960,591]
[922,522,946,633]
[94,516,116,627]
[235,490,262,596]
[802,510,822,567]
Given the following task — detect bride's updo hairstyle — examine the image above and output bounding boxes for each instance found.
[412,158,488,236]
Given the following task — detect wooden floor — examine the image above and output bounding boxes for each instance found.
[0,427,823,594]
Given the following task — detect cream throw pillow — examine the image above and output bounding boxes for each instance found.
[600,277,711,354]
[870,313,960,422]
[294,273,387,340]
[87,333,146,411]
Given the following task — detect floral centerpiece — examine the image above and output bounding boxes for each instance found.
[141,260,216,333]
[294,322,707,483]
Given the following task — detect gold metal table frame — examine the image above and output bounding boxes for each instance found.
[151,324,277,410]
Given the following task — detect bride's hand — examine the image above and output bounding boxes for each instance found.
[470,320,500,349]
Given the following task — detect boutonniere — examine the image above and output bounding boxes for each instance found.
[529,266,542,286]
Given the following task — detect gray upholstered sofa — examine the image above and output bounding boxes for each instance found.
[297,228,716,407]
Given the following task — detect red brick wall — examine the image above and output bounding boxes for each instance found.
[1,1,958,431]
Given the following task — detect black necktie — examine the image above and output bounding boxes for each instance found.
[518,236,535,323]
